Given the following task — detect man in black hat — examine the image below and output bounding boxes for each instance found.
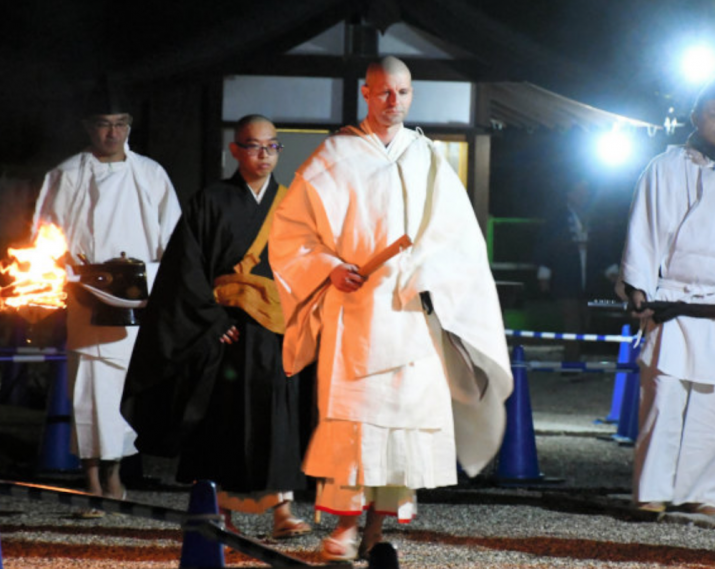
[32,81,181,517]
[81,78,135,163]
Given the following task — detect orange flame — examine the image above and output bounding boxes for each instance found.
[1,223,68,314]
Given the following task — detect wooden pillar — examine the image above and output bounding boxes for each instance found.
[472,134,491,236]
[469,83,492,237]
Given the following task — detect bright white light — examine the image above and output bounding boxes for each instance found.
[597,130,632,166]
[682,45,715,84]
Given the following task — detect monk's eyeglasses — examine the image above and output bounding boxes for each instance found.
[235,142,284,156]
[92,120,131,131]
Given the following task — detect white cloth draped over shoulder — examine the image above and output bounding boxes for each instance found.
[619,145,715,383]
[269,124,513,477]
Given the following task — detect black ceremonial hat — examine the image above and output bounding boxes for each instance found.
[83,76,131,117]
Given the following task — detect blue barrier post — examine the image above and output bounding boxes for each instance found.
[38,346,80,472]
[180,480,225,568]
[601,324,631,423]
[495,345,543,484]
[613,343,641,444]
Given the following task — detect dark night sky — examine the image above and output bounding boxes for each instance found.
[3,1,714,123]
[478,0,715,123]
[468,1,715,271]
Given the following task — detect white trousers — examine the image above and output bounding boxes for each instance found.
[69,352,138,461]
[316,482,417,522]
[634,366,715,506]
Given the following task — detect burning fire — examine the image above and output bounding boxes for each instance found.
[1,223,68,319]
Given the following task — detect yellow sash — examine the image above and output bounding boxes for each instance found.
[213,185,287,334]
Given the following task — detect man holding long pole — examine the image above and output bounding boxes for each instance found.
[618,80,715,515]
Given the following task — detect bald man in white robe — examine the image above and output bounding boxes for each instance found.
[269,56,512,561]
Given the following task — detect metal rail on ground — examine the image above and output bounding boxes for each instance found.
[0,480,349,569]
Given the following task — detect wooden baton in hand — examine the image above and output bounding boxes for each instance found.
[358,235,413,277]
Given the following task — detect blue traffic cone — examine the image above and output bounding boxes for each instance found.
[180,480,225,569]
[613,343,641,444]
[601,324,631,423]
[38,350,80,471]
[369,542,399,569]
[495,345,543,484]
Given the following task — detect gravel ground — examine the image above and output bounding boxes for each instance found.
[2,353,715,568]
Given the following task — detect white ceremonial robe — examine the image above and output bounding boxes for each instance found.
[269,123,513,492]
[621,145,715,382]
[619,144,715,505]
[33,150,181,459]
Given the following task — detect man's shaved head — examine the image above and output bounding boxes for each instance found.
[234,113,273,142]
[365,56,411,85]
[361,57,413,142]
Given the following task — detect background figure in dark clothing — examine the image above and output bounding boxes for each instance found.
[122,115,312,538]
[534,179,593,360]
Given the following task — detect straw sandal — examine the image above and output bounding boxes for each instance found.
[636,501,666,513]
[321,530,358,562]
[272,517,311,539]
[73,486,126,519]
[73,508,106,519]
[691,503,715,516]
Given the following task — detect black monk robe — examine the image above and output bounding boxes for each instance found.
[122,172,312,494]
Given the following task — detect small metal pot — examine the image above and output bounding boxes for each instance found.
[73,252,148,326]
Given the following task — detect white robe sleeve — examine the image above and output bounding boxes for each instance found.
[269,173,344,374]
[145,164,181,290]
[620,149,693,300]
[620,161,668,299]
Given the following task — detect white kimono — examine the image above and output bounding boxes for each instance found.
[269,123,512,503]
[620,144,715,505]
[621,145,715,381]
[33,150,181,459]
